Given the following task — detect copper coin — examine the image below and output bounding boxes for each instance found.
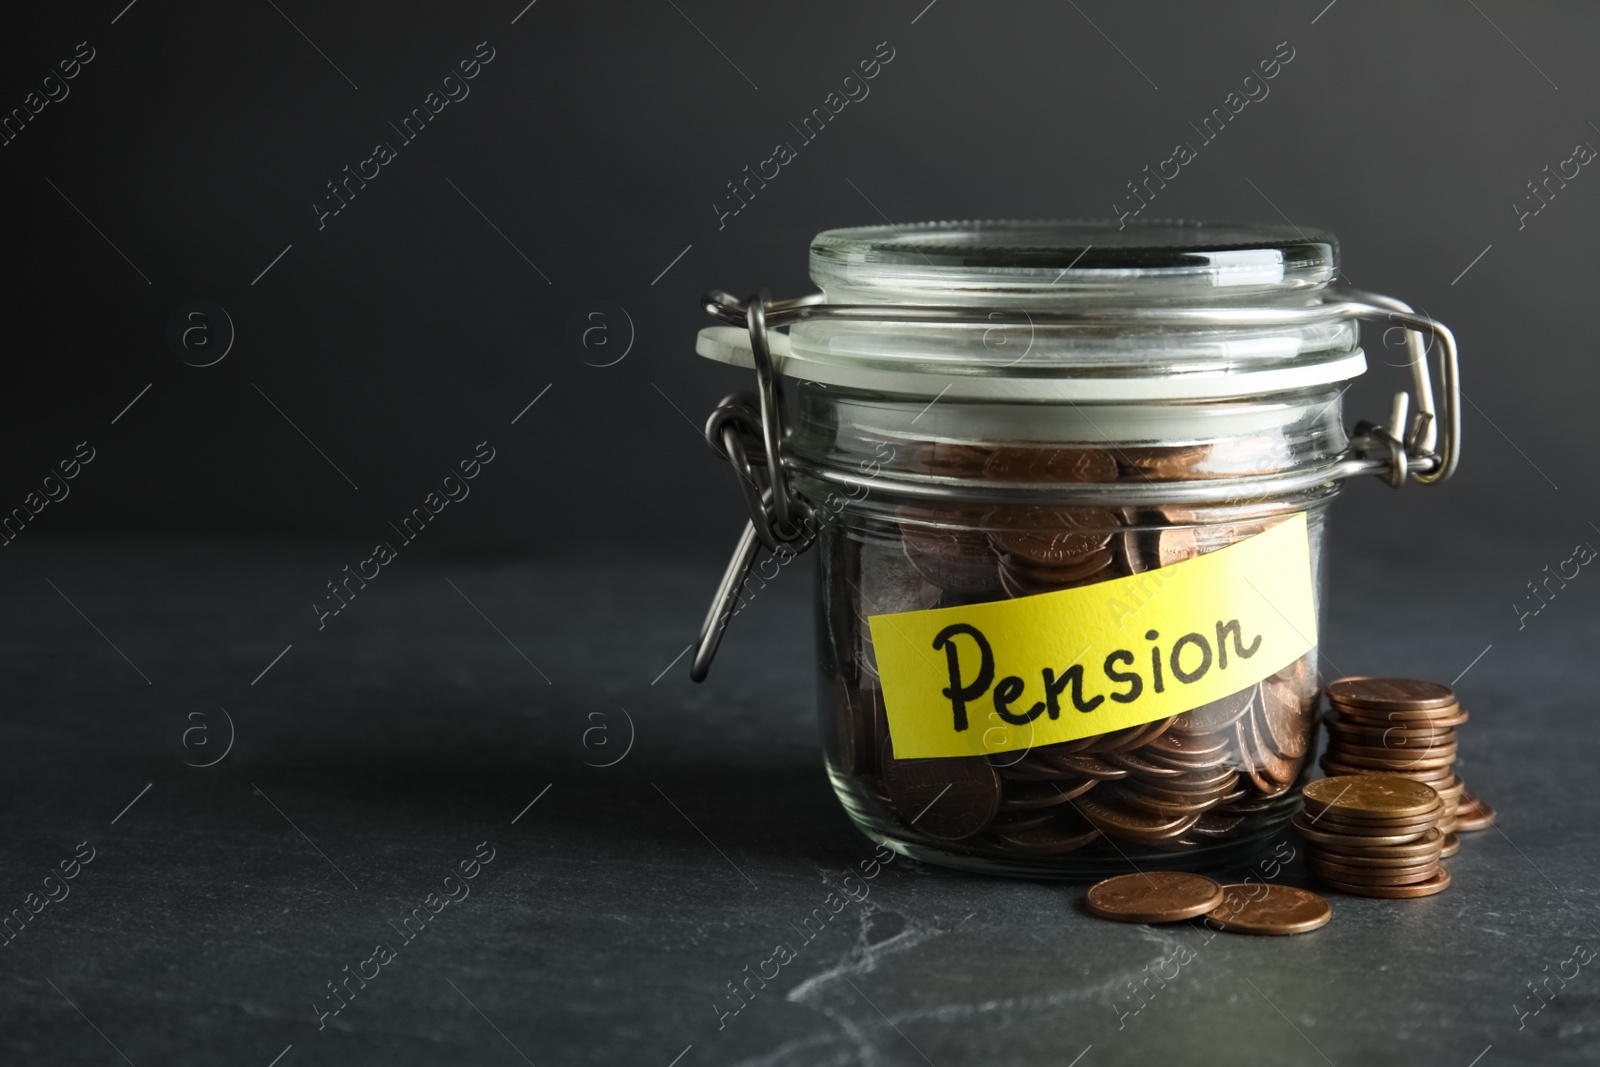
[988,807,1057,833]
[997,777,1094,810]
[1141,745,1236,773]
[1331,706,1466,728]
[1024,734,1099,757]
[1146,728,1232,760]
[1078,725,1151,755]
[1331,736,1458,757]
[1083,717,1175,754]
[1303,776,1441,820]
[1326,754,1458,775]
[1318,758,1455,784]
[1453,791,1497,831]
[908,441,991,478]
[881,741,1001,841]
[1033,751,1129,780]
[1119,785,1236,818]
[1213,792,1276,815]
[1192,521,1272,553]
[997,751,1100,781]
[994,758,1071,782]
[1150,766,1241,795]
[1118,529,1157,574]
[998,554,1115,597]
[1247,699,1301,784]
[1317,866,1451,898]
[1170,686,1256,735]
[1440,832,1461,858]
[1141,747,1236,774]
[1326,677,1457,711]
[899,520,1002,595]
[1153,528,1202,567]
[1085,871,1225,923]
[1324,711,1459,734]
[1289,814,1430,848]
[987,506,1118,568]
[1075,796,1201,843]
[1328,747,1458,772]
[1121,523,1237,570]
[1002,548,1117,583]
[1312,857,1440,883]
[1323,737,1459,761]
[1313,826,1446,861]
[1271,654,1315,688]
[1186,811,1245,838]
[1104,749,1188,779]
[1324,714,1465,738]
[1120,771,1238,801]
[1310,810,1441,836]
[995,810,1102,855]
[1205,884,1332,935]
[985,446,1120,485]
[1314,843,1444,869]
[1108,784,1215,818]
[1238,717,1292,798]
[1118,444,1217,480]
[1258,674,1311,760]
[1320,749,1459,771]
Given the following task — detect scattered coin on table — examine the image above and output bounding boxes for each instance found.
[1083,872,1225,924]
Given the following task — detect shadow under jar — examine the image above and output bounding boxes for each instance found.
[691,220,1461,879]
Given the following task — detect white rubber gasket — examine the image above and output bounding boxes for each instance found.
[696,325,1366,402]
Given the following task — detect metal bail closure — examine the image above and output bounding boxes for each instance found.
[685,285,1461,682]
[690,292,816,683]
[1334,287,1460,488]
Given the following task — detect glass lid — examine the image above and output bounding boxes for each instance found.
[810,219,1337,306]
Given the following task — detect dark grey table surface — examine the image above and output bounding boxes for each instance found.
[1,535,1595,1067]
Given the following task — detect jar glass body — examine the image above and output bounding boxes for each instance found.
[798,382,1341,877]
[704,219,1377,879]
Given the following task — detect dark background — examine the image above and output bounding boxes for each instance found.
[4,5,1600,1066]
[1,0,1593,567]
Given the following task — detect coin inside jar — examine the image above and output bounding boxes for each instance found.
[1205,884,1332,935]
[984,446,1120,485]
[898,514,1004,595]
[1169,686,1255,735]
[995,809,1102,855]
[1084,871,1224,923]
[1074,795,1200,843]
[880,739,1001,841]
[987,506,1118,568]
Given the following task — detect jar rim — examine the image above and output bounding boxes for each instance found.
[811,219,1337,304]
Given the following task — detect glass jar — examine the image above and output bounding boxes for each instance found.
[690,220,1460,879]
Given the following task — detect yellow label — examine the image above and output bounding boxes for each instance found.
[867,513,1316,759]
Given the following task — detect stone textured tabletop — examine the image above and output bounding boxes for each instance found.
[0,536,1594,1066]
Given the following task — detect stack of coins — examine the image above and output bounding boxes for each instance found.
[1322,677,1496,855]
[824,439,1322,862]
[1292,776,1451,897]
